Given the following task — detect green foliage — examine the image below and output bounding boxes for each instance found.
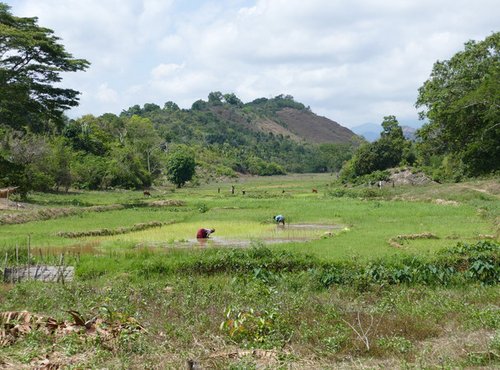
[338,170,390,187]
[220,307,288,348]
[165,145,196,188]
[416,32,500,176]
[340,116,413,182]
[317,143,356,172]
[0,3,89,131]
[376,336,413,354]
[247,94,307,114]
[246,156,286,176]
[315,240,499,289]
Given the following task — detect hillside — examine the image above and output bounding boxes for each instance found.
[0,94,361,195]
[206,96,356,144]
[276,108,354,143]
[117,94,360,177]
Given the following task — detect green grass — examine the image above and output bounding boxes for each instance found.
[1,175,496,260]
[0,175,498,368]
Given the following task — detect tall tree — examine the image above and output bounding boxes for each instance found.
[165,145,196,188]
[125,115,163,175]
[0,3,90,131]
[416,32,500,175]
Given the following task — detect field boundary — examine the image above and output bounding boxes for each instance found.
[56,221,172,238]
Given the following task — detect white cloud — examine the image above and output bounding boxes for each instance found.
[151,63,185,79]
[7,0,499,127]
[96,84,119,104]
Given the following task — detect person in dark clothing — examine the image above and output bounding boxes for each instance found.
[274,214,285,226]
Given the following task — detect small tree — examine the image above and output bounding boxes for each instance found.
[165,146,196,188]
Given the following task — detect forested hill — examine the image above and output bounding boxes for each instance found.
[122,93,356,145]
[103,93,360,180]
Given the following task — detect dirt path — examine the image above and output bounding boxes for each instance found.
[458,184,500,198]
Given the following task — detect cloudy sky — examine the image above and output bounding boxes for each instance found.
[7,0,499,128]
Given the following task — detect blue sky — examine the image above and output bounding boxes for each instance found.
[7,0,499,128]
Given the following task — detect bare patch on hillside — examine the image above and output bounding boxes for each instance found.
[276,108,356,143]
[254,117,302,142]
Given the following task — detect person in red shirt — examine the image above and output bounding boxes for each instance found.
[196,228,215,239]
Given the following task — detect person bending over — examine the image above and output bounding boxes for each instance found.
[274,215,285,226]
[197,228,215,239]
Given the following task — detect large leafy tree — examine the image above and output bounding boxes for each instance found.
[165,145,196,188]
[125,115,163,175]
[0,3,90,131]
[416,32,500,176]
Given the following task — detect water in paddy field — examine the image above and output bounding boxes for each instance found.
[137,223,346,249]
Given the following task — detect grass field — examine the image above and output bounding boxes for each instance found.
[0,174,497,257]
[0,174,499,369]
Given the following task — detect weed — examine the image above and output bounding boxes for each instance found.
[376,336,413,354]
[220,306,288,349]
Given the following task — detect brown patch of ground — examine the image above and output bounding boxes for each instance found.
[459,183,500,198]
[149,199,186,207]
[414,328,497,368]
[0,204,124,225]
[433,199,460,206]
[388,232,439,248]
[276,108,356,144]
[254,117,302,142]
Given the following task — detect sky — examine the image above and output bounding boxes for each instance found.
[7,0,499,128]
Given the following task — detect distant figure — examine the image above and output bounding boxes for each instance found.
[282,189,285,194]
[196,228,215,239]
[312,188,318,193]
[143,190,151,197]
[242,190,246,195]
[274,215,285,226]
[231,185,235,194]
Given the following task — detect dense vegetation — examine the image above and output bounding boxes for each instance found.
[416,32,500,179]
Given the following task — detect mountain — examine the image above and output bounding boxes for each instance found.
[350,123,381,142]
[402,126,417,141]
[274,108,355,143]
